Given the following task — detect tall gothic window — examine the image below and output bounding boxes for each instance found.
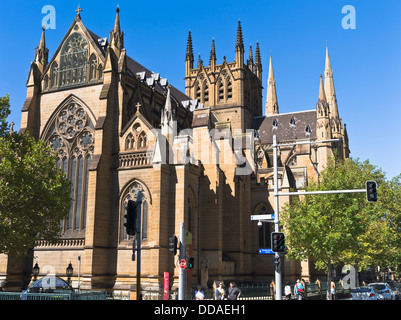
[227,78,233,100]
[195,82,201,103]
[50,62,58,88]
[89,54,97,82]
[59,33,88,87]
[45,100,95,234]
[203,80,209,103]
[121,180,150,241]
[218,79,224,101]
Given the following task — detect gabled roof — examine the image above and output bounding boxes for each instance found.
[252,110,317,144]
[42,16,190,104]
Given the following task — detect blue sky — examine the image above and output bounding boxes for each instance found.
[1,0,400,179]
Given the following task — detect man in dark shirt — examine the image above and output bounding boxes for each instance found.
[228,282,242,300]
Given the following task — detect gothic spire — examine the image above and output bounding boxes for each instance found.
[318,74,326,103]
[235,20,244,67]
[265,54,278,115]
[34,26,48,73]
[113,6,121,34]
[255,42,261,66]
[324,45,339,120]
[197,53,203,68]
[324,45,335,99]
[110,6,124,54]
[248,44,253,71]
[186,30,194,62]
[209,38,216,65]
[236,20,244,51]
[185,30,194,76]
[161,85,176,144]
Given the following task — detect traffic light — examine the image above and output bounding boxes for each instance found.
[187,257,194,269]
[169,236,178,255]
[271,232,285,253]
[366,180,378,203]
[124,200,137,236]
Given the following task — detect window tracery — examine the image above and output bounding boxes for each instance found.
[45,101,95,234]
[124,123,147,151]
[58,33,89,87]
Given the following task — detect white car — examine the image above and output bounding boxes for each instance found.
[349,287,384,300]
[368,283,395,300]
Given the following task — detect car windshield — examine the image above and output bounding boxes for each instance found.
[371,284,386,290]
[352,288,371,293]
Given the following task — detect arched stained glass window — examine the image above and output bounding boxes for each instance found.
[45,100,95,234]
[59,33,88,87]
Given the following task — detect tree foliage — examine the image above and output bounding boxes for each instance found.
[281,157,401,281]
[0,94,11,137]
[0,105,71,257]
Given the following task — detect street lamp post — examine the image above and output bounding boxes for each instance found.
[32,262,40,282]
[66,262,73,287]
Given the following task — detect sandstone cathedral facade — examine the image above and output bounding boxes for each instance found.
[0,7,349,293]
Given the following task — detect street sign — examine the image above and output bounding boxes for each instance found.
[179,259,187,270]
[251,214,275,221]
[259,248,274,254]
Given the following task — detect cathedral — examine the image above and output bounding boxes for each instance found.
[0,7,349,293]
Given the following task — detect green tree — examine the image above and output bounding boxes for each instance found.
[0,94,11,137]
[281,157,391,298]
[0,96,71,257]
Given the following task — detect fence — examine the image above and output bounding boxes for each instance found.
[0,290,108,301]
[0,281,350,300]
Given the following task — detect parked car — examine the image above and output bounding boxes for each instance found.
[368,283,395,300]
[386,281,401,300]
[349,286,383,300]
[26,276,73,293]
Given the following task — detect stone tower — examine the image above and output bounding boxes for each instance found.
[185,20,263,132]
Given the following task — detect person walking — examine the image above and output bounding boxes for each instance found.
[330,280,336,300]
[195,285,205,300]
[228,282,242,300]
[294,280,304,300]
[284,282,292,300]
[215,282,225,300]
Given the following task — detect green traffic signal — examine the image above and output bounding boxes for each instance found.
[187,257,194,269]
[366,181,378,203]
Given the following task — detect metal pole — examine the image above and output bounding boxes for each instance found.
[77,255,81,291]
[178,222,186,300]
[273,135,282,300]
[136,190,142,300]
[278,189,366,196]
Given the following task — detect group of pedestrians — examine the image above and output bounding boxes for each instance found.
[285,280,337,300]
[195,281,242,300]
[285,280,304,300]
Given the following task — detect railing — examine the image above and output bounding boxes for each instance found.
[0,290,107,300]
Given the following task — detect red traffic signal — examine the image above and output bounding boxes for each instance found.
[271,232,285,253]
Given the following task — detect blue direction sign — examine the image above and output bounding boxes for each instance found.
[259,248,274,254]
